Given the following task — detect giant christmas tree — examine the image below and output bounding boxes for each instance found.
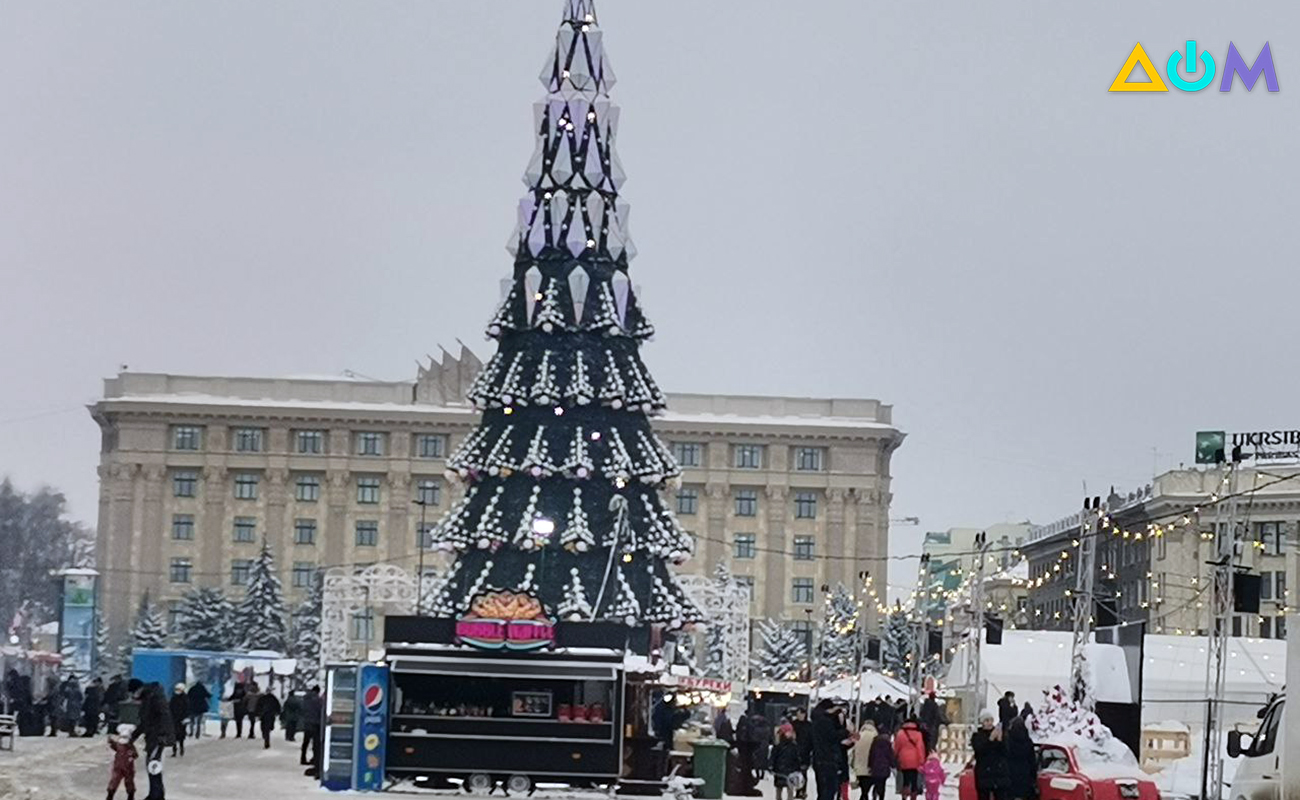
[429,0,701,630]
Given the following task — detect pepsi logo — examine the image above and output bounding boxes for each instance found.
[363,684,384,710]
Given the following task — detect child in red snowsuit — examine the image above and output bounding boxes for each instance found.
[107,728,137,800]
[920,753,947,800]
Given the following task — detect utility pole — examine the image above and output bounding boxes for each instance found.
[1202,459,1242,800]
[912,554,933,707]
[966,531,989,723]
[1070,497,1100,705]
[852,570,871,729]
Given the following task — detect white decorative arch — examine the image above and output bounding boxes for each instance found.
[321,564,446,664]
[679,574,751,691]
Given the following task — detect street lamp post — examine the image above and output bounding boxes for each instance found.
[414,498,429,616]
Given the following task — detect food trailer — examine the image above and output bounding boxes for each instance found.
[322,590,649,794]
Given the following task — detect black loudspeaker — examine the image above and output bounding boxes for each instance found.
[866,636,881,662]
[985,616,1003,645]
[1234,573,1262,614]
[927,631,944,658]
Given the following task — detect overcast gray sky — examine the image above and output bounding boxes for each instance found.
[2,1,1296,567]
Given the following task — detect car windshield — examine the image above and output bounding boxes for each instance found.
[1039,747,1071,774]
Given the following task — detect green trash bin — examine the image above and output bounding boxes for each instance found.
[691,738,729,800]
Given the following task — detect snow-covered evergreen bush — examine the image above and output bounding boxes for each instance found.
[818,584,858,681]
[176,586,236,651]
[752,619,806,680]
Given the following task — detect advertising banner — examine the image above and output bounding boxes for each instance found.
[354,664,389,792]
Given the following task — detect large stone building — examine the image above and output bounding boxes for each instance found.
[1023,467,1296,639]
[90,347,904,651]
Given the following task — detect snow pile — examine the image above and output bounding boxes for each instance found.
[1031,684,1144,779]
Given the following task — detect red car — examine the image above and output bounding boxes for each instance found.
[958,742,1161,800]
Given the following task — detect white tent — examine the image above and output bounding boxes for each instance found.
[947,630,1133,710]
[820,670,912,702]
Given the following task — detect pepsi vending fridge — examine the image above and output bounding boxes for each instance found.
[322,663,390,792]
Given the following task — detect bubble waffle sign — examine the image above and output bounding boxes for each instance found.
[455,591,556,651]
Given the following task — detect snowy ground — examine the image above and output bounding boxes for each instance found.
[0,731,963,800]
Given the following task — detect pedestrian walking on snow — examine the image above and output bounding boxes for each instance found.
[168,685,188,757]
[107,725,138,800]
[243,683,262,740]
[255,689,282,749]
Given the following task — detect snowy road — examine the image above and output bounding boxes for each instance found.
[0,733,963,800]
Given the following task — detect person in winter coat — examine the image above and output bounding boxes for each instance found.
[747,708,773,779]
[810,700,854,800]
[733,711,760,795]
[849,722,879,800]
[242,683,262,740]
[714,708,735,745]
[102,676,126,733]
[872,696,894,734]
[997,693,1018,727]
[893,717,928,800]
[791,707,813,798]
[107,725,138,800]
[168,684,189,757]
[970,710,1010,800]
[921,753,947,800]
[300,686,323,768]
[186,682,211,739]
[281,691,303,742]
[255,689,282,749]
[1004,717,1038,800]
[918,692,948,750]
[82,677,104,736]
[226,682,247,738]
[771,723,803,800]
[127,680,174,800]
[59,676,84,736]
[866,729,896,800]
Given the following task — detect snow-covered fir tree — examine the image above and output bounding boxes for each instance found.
[120,591,167,672]
[881,602,911,677]
[818,584,858,682]
[235,541,288,652]
[175,586,235,651]
[752,619,806,681]
[427,0,701,630]
[291,570,323,686]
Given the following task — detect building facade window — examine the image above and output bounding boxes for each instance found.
[356,477,381,505]
[415,434,448,459]
[415,479,441,506]
[1278,616,1288,640]
[794,491,818,519]
[173,471,198,498]
[733,533,757,559]
[676,488,699,515]
[292,562,315,588]
[355,520,379,547]
[792,577,815,604]
[1256,522,1284,555]
[234,473,259,500]
[171,514,195,541]
[351,610,374,643]
[1232,615,1244,638]
[794,447,824,472]
[1262,618,1273,639]
[1262,572,1273,600]
[416,523,434,550]
[172,425,203,451]
[168,602,183,632]
[295,475,320,502]
[294,519,317,545]
[169,558,192,583]
[793,535,815,560]
[734,490,758,517]
[295,430,324,454]
[355,432,385,457]
[231,559,253,586]
[233,517,256,543]
[734,444,764,469]
[1277,571,1287,602]
[671,442,703,468]
[233,427,264,452]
